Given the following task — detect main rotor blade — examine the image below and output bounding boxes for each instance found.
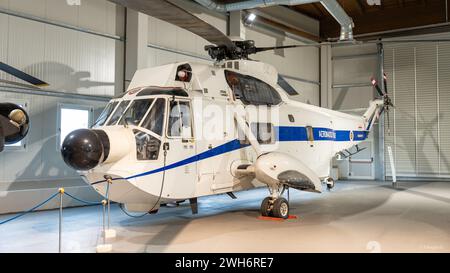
[0,62,48,87]
[109,0,234,48]
[383,73,388,94]
[255,44,319,53]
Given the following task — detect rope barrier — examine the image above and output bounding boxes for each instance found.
[118,203,149,218]
[0,192,59,225]
[0,183,150,226]
[63,192,102,205]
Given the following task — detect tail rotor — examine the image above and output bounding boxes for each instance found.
[370,73,394,135]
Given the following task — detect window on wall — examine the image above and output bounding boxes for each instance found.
[58,104,93,147]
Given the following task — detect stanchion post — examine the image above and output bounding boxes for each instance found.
[106,177,112,230]
[96,199,112,253]
[58,188,64,253]
[102,199,107,245]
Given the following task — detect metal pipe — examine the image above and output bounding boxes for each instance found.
[320,0,353,40]
[0,7,123,41]
[193,0,354,41]
[0,85,112,101]
[332,52,378,60]
[332,83,372,89]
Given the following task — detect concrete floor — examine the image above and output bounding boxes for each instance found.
[0,181,449,253]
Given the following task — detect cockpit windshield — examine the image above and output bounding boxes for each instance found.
[141,98,165,135]
[93,97,167,142]
[93,101,118,127]
[106,100,130,126]
[118,99,154,126]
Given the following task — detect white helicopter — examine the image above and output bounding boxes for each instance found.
[61,0,393,219]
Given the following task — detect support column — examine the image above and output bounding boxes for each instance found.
[320,45,333,109]
[375,43,386,181]
[125,9,148,90]
[229,11,245,40]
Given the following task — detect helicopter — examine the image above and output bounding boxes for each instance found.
[60,0,393,219]
[0,62,48,152]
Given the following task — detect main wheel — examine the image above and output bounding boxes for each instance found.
[260,197,272,217]
[326,178,335,190]
[272,197,289,219]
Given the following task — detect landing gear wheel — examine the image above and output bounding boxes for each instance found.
[326,178,335,190]
[260,197,272,217]
[272,197,289,219]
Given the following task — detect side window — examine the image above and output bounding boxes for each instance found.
[225,70,282,105]
[251,123,274,144]
[141,98,165,135]
[106,101,130,126]
[134,129,161,160]
[168,101,193,138]
[118,99,153,126]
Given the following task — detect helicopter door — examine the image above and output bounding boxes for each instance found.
[164,99,197,199]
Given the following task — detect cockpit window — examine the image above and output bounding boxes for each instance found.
[168,100,192,138]
[141,98,165,136]
[118,99,154,126]
[106,100,130,126]
[134,129,161,160]
[93,101,118,127]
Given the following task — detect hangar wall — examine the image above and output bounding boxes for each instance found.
[0,1,320,214]
[0,0,124,214]
[330,43,381,181]
[384,33,450,179]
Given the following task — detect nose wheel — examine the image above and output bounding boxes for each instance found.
[260,197,289,219]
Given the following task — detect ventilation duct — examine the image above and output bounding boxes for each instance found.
[193,0,354,40]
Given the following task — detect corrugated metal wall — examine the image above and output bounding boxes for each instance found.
[0,0,124,214]
[384,39,450,179]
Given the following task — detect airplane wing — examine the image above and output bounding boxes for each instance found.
[108,0,235,48]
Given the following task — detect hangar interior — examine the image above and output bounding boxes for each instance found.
[0,0,449,253]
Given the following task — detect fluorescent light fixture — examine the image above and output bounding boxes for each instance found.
[243,13,257,26]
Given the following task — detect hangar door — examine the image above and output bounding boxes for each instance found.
[384,42,450,179]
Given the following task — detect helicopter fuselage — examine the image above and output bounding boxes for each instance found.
[63,60,380,212]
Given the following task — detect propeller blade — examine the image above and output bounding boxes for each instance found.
[383,73,388,94]
[108,0,234,48]
[371,77,384,96]
[386,109,391,136]
[0,62,48,87]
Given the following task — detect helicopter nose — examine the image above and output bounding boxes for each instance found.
[61,129,108,171]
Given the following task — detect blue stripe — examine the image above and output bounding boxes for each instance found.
[126,139,248,180]
[93,126,369,183]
